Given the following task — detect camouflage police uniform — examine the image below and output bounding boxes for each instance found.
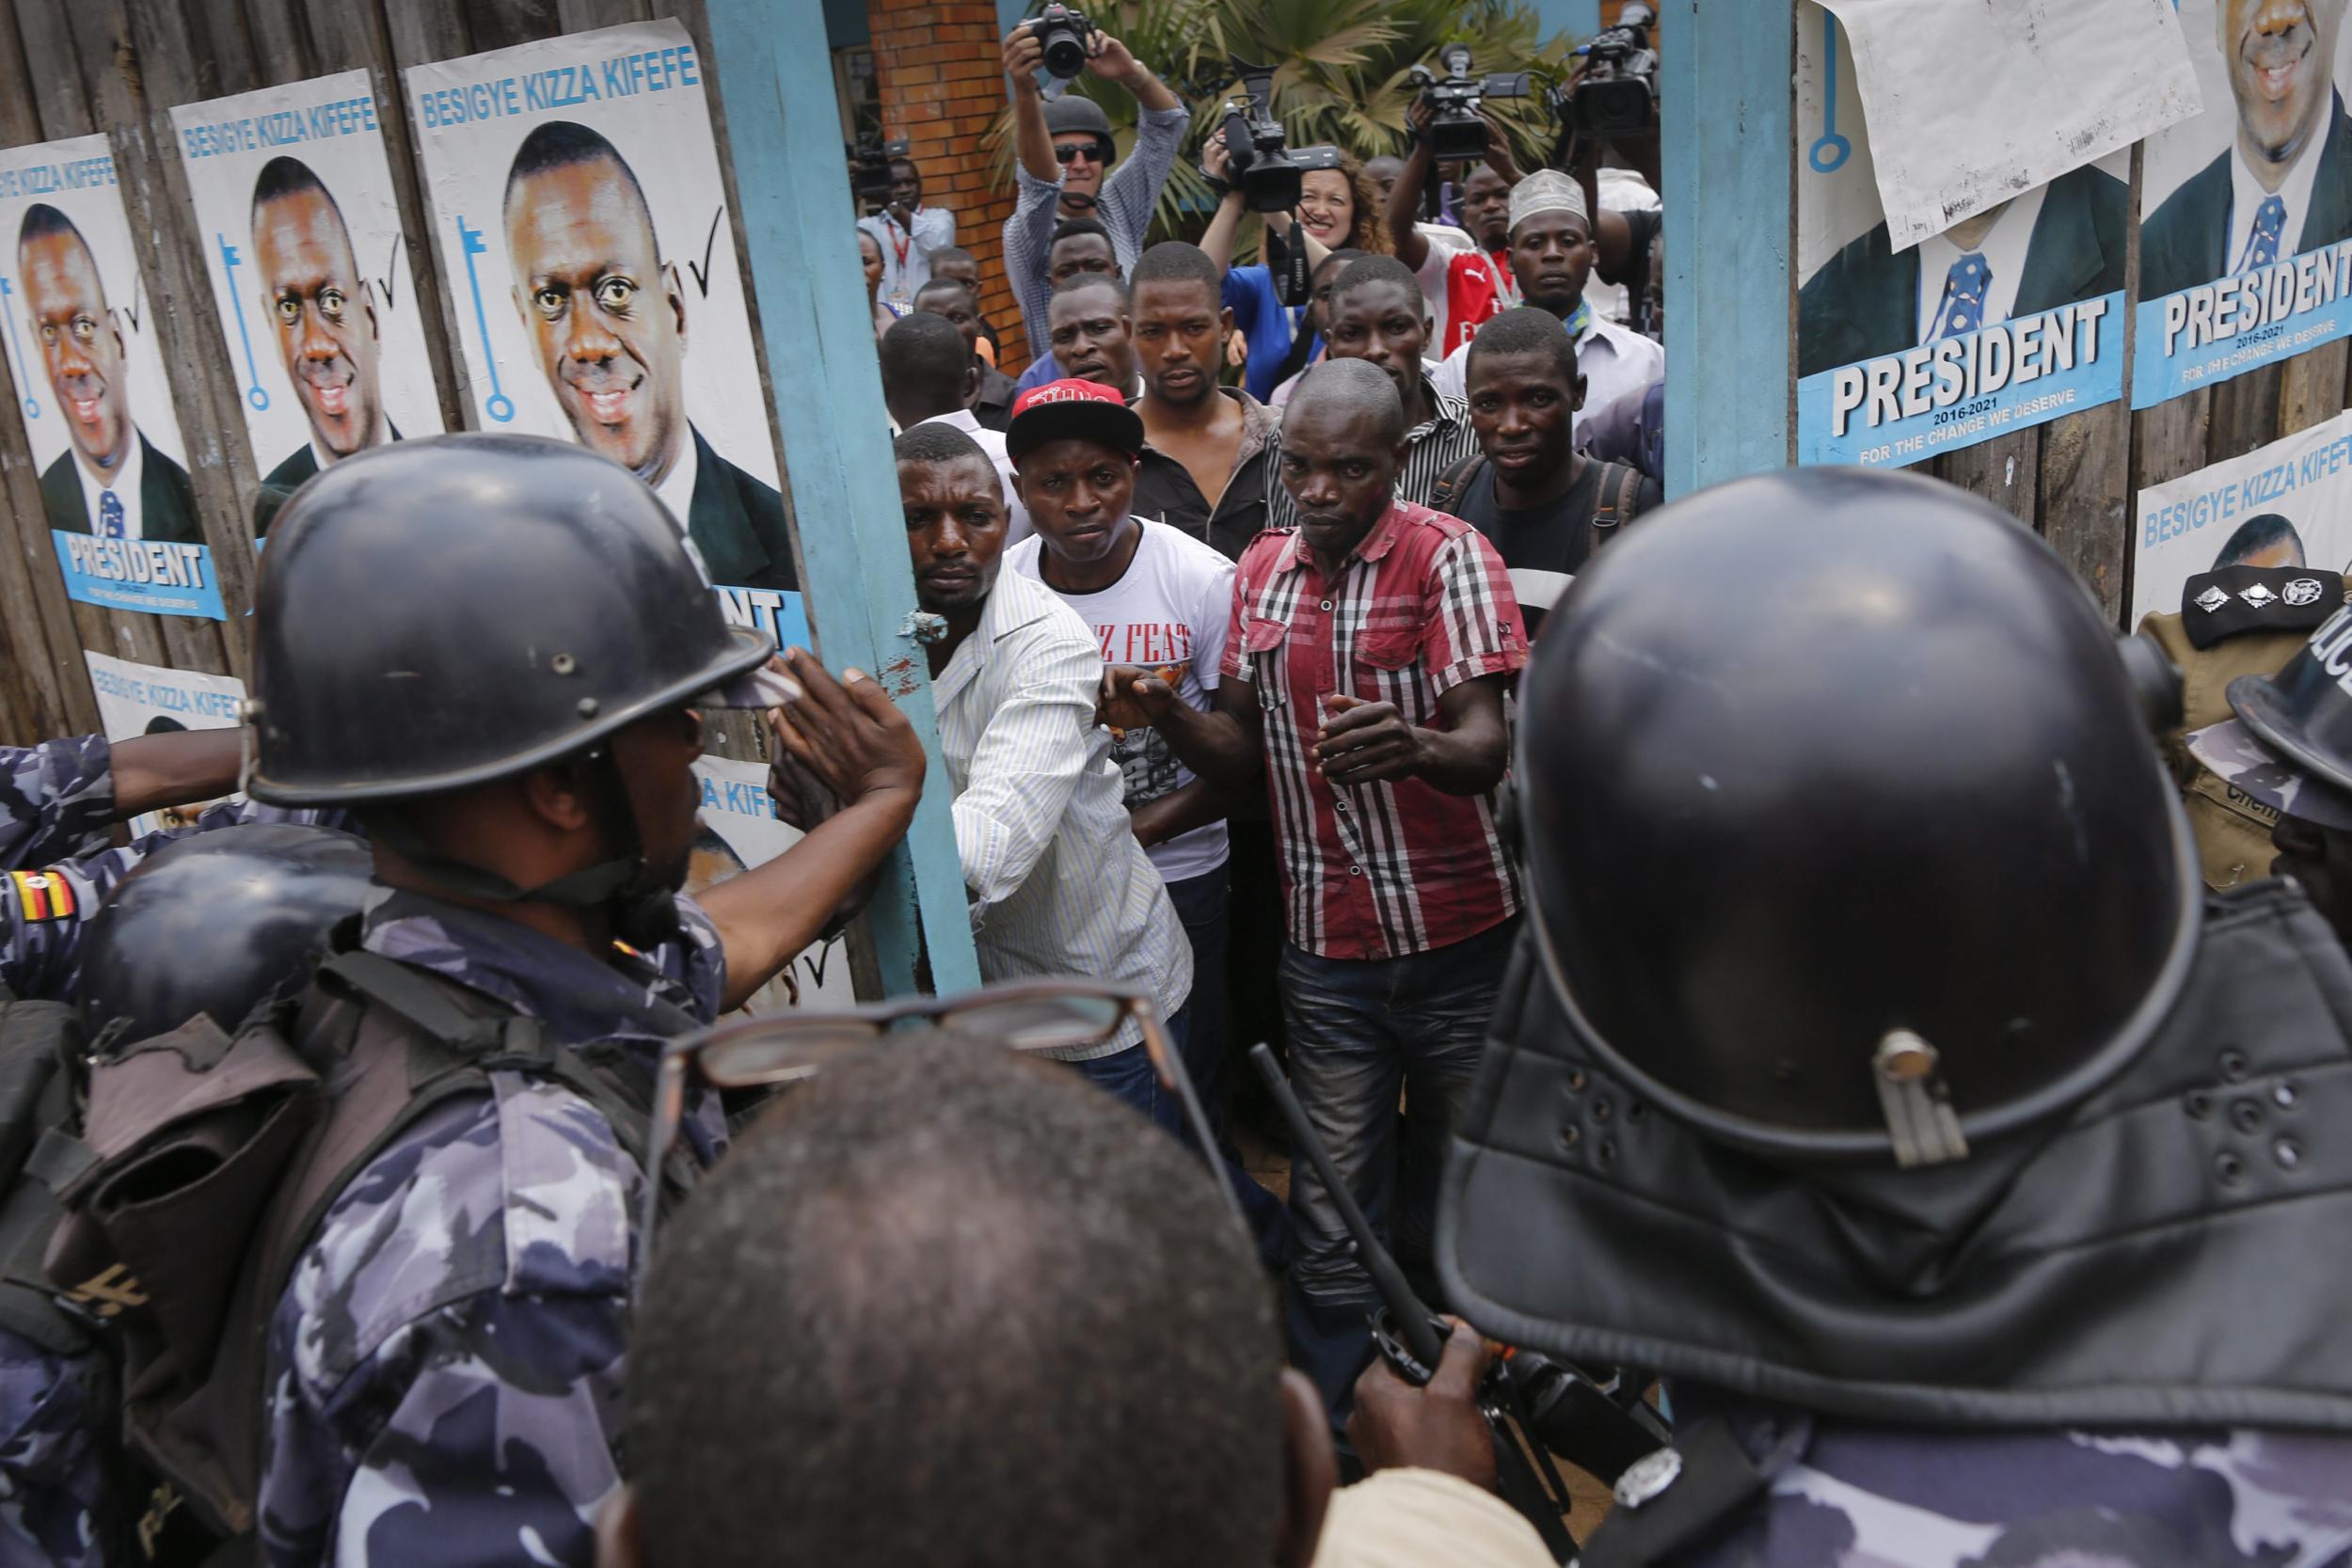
[1665,1396,2352,1567]
[0,736,118,874]
[0,796,351,1568]
[255,886,728,1568]
[2139,564,2346,892]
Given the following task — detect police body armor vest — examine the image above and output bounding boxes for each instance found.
[40,930,691,1560]
[1440,878,2352,1429]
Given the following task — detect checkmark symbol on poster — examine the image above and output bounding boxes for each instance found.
[687,208,724,297]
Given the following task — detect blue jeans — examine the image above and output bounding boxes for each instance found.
[1162,863,1232,1132]
[1279,919,1518,1403]
[1072,1004,1189,1136]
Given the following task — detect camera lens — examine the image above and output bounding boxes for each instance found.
[1041,24,1088,79]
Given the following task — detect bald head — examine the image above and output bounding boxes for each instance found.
[1286,356,1406,447]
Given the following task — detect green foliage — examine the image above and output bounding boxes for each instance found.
[983,0,1584,245]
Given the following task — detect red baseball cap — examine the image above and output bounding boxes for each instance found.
[1008,377,1146,463]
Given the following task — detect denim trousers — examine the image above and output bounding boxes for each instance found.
[1161,863,1232,1129]
[1279,917,1519,1307]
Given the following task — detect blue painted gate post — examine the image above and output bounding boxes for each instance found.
[1661,2,1795,497]
[701,0,983,997]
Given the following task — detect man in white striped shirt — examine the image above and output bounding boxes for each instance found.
[893,419,1193,1127]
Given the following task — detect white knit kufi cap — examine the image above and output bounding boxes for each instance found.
[1508,168,1588,234]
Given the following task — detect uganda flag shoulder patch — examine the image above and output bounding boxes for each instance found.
[9,869,78,924]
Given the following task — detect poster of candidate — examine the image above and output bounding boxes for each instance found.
[2133,407,2352,623]
[0,136,222,619]
[170,71,448,542]
[83,651,247,837]
[2137,0,2352,406]
[405,21,805,652]
[691,755,855,1013]
[1795,4,2131,468]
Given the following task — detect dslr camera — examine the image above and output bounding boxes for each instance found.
[1024,3,1098,82]
[1217,58,1344,214]
[1567,2,1660,137]
[1409,45,1530,163]
[845,133,910,209]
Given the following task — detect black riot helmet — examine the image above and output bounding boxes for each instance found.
[246,434,776,946]
[75,824,372,1048]
[246,433,773,805]
[2229,601,2352,794]
[1517,467,2200,1164]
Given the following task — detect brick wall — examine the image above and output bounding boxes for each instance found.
[867,0,1030,372]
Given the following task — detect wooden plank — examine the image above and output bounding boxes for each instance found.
[2037,402,2130,625]
[2204,360,2284,465]
[0,8,99,738]
[2126,389,2213,623]
[1932,429,2040,526]
[374,0,483,434]
[461,0,561,52]
[703,0,983,995]
[556,0,650,29]
[237,0,321,86]
[2280,340,2351,438]
[78,0,249,677]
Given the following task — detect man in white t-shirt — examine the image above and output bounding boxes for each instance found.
[1002,377,1241,1118]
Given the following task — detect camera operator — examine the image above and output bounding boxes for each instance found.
[1385,98,1525,357]
[857,155,956,309]
[1197,138,1397,404]
[1556,7,1665,337]
[1000,18,1187,360]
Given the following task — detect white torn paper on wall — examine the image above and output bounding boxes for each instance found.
[1820,0,2202,252]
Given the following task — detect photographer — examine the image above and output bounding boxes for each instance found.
[1385,97,1524,356]
[1198,138,1391,404]
[856,155,956,309]
[1000,19,1187,359]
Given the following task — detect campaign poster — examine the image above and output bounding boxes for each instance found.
[82,651,246,837]
[690,755,855,1014]
[404,22,807,653]
[2136,0,2352,407]
[0,137,223,619]
[169,71,448,543]
[1795,4,2130,468]
[2132,407,2352,623]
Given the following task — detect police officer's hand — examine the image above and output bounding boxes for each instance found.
[768,649,926,810]
[767,748,839,834]
[1346,1317,1499,1491]
[1314,694,1423,786]
[1003,24,1045,89]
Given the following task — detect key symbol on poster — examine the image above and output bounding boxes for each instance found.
[215,235,272,412]
[1809,9,1851,174]
[455,215,516,422]
[0,277,38,419]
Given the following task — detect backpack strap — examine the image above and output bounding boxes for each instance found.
[1428,452,1489,515]
[1588,459,1647,557]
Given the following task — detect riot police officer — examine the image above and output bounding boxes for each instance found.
[0,824,373,1568]
[1439,468,2352,1563]
[54,434,925,1568]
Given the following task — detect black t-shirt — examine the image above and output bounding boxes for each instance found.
[1451,458,1661,632]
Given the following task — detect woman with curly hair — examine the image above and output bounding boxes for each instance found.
[1200,139,1391,402]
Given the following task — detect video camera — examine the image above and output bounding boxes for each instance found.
[1217,58,1344,215]
[1024,3,1098,82]
[1409,45,1531,164]
[845,133,910,209]
[1565,2,1659,138]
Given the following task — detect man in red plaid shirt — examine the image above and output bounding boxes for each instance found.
[1119,357,1527,1416]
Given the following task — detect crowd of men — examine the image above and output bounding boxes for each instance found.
[3,15,2351,1568]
